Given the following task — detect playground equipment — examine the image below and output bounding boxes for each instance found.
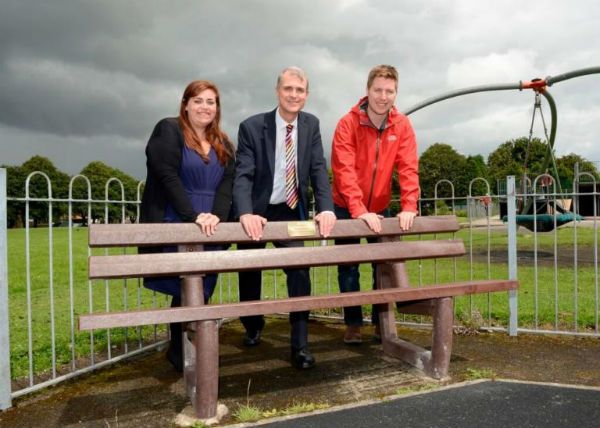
[404,66,600,231]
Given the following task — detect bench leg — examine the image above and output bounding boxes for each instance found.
[378,261,413,339]
[376,262,408,341]
[194,320,219,418]
[180,271,222,420]
[379,297,454,380]
[427,297,453,379]
[375,260,454,380]
[378,263,436,372]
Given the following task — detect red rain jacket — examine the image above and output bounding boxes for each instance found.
[331,97,419,218]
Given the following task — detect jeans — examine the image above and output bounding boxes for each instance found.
[334,205,389,326]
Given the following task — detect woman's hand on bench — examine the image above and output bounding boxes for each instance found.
[195,213,221,236]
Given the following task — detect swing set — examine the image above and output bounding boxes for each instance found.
[403,66,600,232]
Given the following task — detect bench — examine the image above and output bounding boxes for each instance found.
[80,215,518,421]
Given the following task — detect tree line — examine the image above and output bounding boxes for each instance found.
[418,137,599,201]
[3,137,598,227]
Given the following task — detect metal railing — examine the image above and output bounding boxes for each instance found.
[1,169,169,409]
[1,169,12,410]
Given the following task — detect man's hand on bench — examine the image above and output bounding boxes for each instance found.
[358,212,384,233]
[314,211,336,238]
[397,211,417,231]
[240,213,268,240]
[358,210,416,233]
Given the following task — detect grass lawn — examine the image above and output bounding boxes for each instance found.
[5,224,600,380]
[7,227,170,380]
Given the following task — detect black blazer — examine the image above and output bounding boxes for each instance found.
[140,117,234,224]
[233,109,333,220]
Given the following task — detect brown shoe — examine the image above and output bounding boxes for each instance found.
[343,325,362,344]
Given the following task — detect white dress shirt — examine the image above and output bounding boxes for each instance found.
[270,108,298,204]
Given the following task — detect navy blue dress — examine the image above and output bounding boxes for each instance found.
[144,145,225,302]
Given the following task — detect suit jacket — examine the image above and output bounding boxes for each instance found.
[233,109,333,220]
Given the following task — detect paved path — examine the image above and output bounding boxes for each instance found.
[1,318,599,427]
[259,380,600,428]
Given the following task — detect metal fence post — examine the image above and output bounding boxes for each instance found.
[0,168,12,409]
[506,175,518,336]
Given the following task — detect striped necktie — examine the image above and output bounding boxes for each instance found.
[285,123,298,209]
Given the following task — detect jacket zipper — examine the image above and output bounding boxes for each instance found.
[366,129,382,211]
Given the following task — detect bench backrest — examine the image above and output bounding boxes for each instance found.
[82,215,519,333]
[89,215,460,247]
[88,216,464,280]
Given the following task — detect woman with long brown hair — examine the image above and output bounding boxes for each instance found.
[140,80,234,371]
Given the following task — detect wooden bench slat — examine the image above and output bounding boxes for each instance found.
[79,279,518,330]
[89,239,466,280]
[89,216,460,247]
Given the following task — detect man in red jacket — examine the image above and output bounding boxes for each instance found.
[331,64,419,344]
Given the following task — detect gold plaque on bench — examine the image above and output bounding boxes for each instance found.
[287,221,317,237]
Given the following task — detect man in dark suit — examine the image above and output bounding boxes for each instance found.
[233,66,336,369]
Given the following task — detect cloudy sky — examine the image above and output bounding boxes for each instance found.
[1,0,599,180]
